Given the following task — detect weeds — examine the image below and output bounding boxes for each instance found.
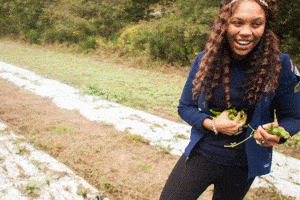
[83,84,128,103]
[49,125,77,134]
[16,146,26,155]
[136,163,152,172]
[89,133,101,139]
[0,156,5,162]
[30,138,64,156]
[99,177,115,192]
[174,133,188,140]
[156,142,172,154]
[76,184,91,198]
[32,160,46,171]
[102,122,114,127]
[23,181,43,195]
[129,134,150,145]
[284,133,300,148]
[45,178,50,185]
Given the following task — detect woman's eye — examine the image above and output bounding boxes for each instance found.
[232,21,242,25]
[252,22,263,27]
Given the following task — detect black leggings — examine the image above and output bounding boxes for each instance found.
[160,153,255,200]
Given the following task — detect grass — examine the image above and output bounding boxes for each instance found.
[32,160,46,171]
[156,142,172,154]
[129,134,150,145]
[23,181,43,195]
[16,146,26,155]
[30,138,65,157]
[0,39,188,122]
[49,125,77,135]
[284,133,300,148]
[136,163,152,172]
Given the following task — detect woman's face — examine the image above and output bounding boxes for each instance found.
[226,0,266,59]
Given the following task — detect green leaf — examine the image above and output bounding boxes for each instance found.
[266,123,291,139]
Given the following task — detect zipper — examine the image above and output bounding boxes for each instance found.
[185,157,190,164]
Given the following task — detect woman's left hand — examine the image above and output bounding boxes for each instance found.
[254,122,282,147]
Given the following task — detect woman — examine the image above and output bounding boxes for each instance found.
[160,0,300,199]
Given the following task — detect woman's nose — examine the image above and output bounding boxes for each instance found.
[239,25,252,36]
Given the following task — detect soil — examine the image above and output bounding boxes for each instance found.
[0,77,295,199]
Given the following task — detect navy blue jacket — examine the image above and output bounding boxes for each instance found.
[178,51,300,178]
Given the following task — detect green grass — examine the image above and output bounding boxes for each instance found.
[129,134,150,145]
[135,163,152,172]
[23,181,43,195]
[16,146,26,155]
[49,125,77,134]
[0,40,187,121]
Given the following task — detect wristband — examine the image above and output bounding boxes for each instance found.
[212,119,218,135]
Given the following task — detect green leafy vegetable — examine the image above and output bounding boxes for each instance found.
[266,123,291,139]
[210,108,248,128]
[224,123,291,148]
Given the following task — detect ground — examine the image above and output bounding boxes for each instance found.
[0,74,295,199]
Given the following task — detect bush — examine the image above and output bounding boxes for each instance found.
[147,18,189,65]
[0,0,53,43]
[81,36,97,50]
[116,1,218,66]
[71,0,126,39]
[117,22,151,54]
[281,35,300,64]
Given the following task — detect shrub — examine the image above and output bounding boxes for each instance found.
[281,35,300,64]
[71,0,126,39]
[0,0,53,43]
[147,18,189,65]
[117,22,151,54]
[116,12,214,66]
[81,36,97,50]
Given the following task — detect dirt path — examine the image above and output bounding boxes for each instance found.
[0,64,298,199]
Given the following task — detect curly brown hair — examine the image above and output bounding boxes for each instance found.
[192,0,281,108]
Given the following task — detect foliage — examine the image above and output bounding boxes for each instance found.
[273,0,300,59]
[130,134,150,145]
[70,0,125,40]
[23,181,43,195]
[136,163,152,172]
[266,124,291,139]
[123,0,160,22]
[83,84,129,103]
[0,0,299,66]
[275,0,300,41]
[0,0,54,43]
[117,2,218,66]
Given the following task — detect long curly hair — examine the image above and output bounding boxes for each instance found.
[192,0,281,108]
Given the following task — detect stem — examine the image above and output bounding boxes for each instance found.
[224,125,256,148]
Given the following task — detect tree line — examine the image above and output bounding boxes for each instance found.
[0,0,298,66]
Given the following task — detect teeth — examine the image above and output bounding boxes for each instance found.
[237,41,250,45]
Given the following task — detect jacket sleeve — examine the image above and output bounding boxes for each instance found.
[178,51,211,133]
[270,54,300,140]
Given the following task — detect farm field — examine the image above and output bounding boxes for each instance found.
[0,39,299,199]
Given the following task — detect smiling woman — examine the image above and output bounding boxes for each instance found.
[160,0,300,199]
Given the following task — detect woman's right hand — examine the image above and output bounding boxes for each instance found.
[214,111,247,136]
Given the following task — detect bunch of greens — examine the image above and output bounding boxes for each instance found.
[224,124,291,148]
[266,123,291,139]
[210,108,248,128]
